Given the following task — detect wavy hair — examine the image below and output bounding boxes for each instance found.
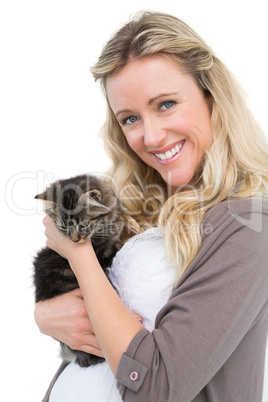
[91,11,268,284]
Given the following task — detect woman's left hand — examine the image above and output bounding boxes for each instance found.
[43,214,78,259]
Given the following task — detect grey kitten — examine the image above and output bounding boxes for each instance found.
[33,174,124,367]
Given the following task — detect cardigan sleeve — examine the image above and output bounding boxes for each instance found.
[115,199,268,401]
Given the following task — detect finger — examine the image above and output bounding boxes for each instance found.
[75,344,105,358]
[68,332,100,349]
[43,214,52,228]
[72,288,83,298]
[85,334,102,349]
[132,313,143,323]
[71,335,104,357]
[42,216,47,227]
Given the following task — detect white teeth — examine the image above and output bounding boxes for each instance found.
[155,141,184,161]
[165,151,172,159]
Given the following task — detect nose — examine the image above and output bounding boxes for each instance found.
[69,228,80,243]
[143,117,167,149]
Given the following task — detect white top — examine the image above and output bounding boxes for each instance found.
[49,228,177,402]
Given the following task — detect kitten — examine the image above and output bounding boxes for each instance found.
[33,174,124,367]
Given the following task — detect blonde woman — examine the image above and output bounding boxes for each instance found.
[35,11,268,402]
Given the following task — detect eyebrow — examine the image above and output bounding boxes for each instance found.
[148,92,178,105]
[115,92,178,118]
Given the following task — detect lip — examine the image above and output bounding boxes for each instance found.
[151,140,186,165]
[149,140,185,155]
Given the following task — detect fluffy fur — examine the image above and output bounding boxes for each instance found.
[33,174,124,367]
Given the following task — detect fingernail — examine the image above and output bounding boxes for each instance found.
[133,313,143,323]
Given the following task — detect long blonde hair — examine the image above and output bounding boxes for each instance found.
[91,11,268,284]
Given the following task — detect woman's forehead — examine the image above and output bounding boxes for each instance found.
[106,56,192,109]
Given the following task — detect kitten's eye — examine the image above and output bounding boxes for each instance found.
[78,224,90,232]
[58,226,68,232]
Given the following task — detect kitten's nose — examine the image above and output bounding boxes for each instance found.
[70,232,80,242]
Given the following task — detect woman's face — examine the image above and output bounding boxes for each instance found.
[106,55,212,194]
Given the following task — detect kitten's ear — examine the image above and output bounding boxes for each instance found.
[35,191,57,216]
[79,189,101,206]
[35,191,47,201]
[79,190,111,213]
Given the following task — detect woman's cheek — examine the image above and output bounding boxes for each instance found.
[123,131,141,153]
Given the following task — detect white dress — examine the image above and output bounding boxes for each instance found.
[49,228,177,402]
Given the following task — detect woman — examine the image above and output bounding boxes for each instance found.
[35,11,268,401]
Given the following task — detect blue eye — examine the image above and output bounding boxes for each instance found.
[160,101,175,110]
[123,116,138,125]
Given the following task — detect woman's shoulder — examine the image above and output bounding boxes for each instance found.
[175,197,268,287]
[202,197,268,237]
[195,197,268,269]
[205,197,268,218]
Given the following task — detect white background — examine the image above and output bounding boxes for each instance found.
[1,1,268,401]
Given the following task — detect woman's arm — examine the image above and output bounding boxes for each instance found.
[115,199,268,400]
[43,215,144,375]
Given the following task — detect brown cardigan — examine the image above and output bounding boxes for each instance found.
[42,198,268,401]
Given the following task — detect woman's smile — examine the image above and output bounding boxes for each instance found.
[107,55,212,191]
[152,139,186,164]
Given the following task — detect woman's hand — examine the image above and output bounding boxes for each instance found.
[34,288,105,357]
[34,288,143,358]
[43,214,78,260]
